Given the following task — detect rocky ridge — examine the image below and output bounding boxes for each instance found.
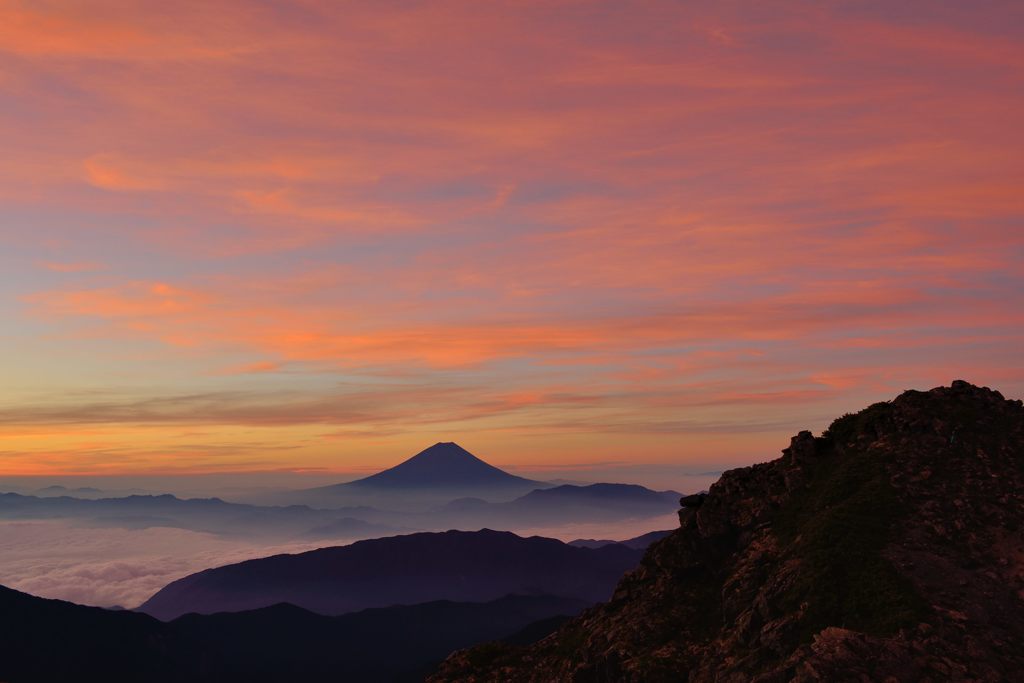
[431,381,1024,681]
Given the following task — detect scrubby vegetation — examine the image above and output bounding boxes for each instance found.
[775,423,928,640]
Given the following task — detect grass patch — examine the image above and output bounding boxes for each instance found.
[551,622,588,660]
[465,641,513,669]
[821,401,891,445]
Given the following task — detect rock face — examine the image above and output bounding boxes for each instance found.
[431,381,1024,681]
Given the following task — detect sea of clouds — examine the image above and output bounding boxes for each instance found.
[0,512,681,609]
[0,520,346,608]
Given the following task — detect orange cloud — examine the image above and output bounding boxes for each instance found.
[217,361,283,375]
[39,261,105,273]
[0,0,261,61]
[31,282,208,319]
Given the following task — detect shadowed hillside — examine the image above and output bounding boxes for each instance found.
[0,585,585,682]
[139,529,642,621]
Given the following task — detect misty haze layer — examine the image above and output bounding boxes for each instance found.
[0,444,683,605]
[0,512,678,608]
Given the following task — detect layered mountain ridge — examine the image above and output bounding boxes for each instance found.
[0,444,680,545]
[139,529,643,621]
[432,381,1024,681]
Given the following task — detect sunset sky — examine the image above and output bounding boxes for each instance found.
[1,1,1022,486]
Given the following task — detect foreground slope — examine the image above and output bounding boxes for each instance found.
[0,585,172,681]
[432,381,1024,681]
[140,528,642,620]
[0,585,585,682]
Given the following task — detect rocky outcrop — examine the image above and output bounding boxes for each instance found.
[431,381,1024,682]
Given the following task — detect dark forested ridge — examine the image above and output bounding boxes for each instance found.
[0,585,586,682]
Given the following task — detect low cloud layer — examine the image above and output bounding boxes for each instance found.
[0,520,351,608]
[0,514,680,609]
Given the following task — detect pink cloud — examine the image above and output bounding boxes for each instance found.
[39,261,105,273]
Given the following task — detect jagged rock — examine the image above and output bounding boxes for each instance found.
[678,493,707,525]
[430,382,1024,682]
[679,493,707,509]
[783,430,817,465]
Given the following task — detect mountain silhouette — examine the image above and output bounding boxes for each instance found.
[334,442,541,490]
[0,491,404,540]
[0,584,584,682]
[297,443,547,507]
[568,529,673,550]
[0,481,679,542]
[34,485,103,496]
[432,483,681,526]
[139,528,642,621]
[432,381,1024,681]
[511,483,679,514]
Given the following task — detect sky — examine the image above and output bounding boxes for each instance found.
[0,0,1022,488]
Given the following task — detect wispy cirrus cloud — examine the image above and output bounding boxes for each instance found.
[38,261,105,273]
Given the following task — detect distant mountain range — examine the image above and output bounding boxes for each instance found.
[0,444,682,542]
[0,481,680,541]
[432,483,681,526]
[139,529,643,621]
[34,485,104,497]
[0,584,584,682]
[0,491,406,540]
